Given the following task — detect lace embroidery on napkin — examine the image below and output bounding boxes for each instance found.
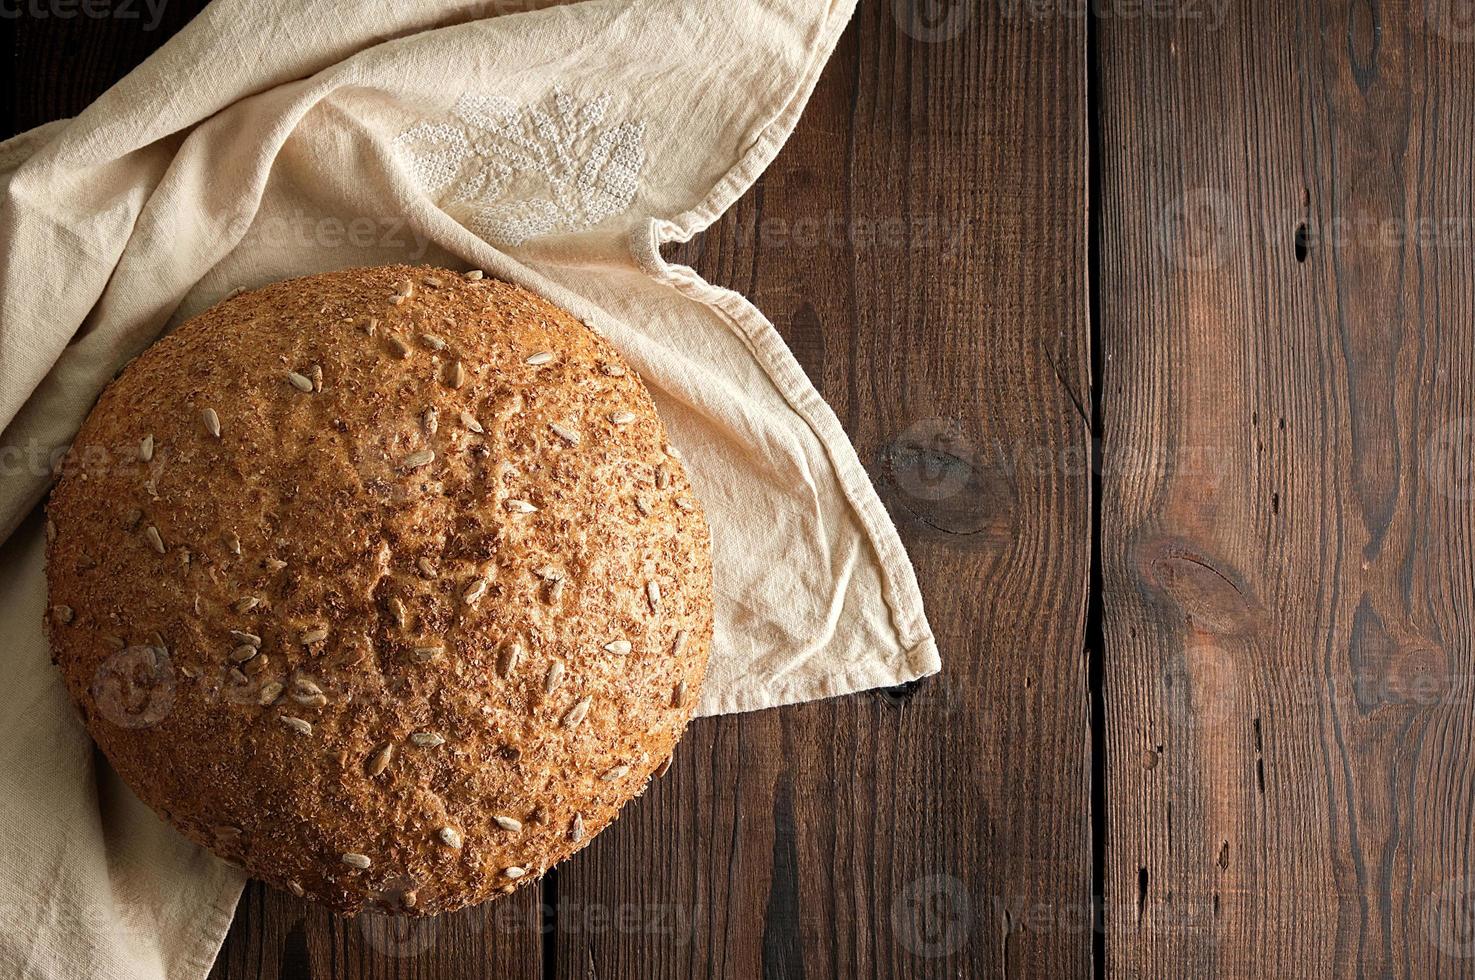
[394,89,646,246]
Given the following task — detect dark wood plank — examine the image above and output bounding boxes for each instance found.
[9,0,208,132]
[1100,2,1475,976]
[555,2,1092,977]
[206,883,545,979]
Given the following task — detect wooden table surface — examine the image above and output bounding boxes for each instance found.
[7,1,1474,977]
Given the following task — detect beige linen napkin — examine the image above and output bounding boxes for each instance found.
[0,0,939,975]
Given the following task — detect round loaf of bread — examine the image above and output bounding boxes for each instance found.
[43,265,712,915]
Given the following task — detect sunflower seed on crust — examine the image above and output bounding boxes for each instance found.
[504,499,537,514]
[609,411,637,425]
[139,434,154,462]
[497,642,522,678]
[673,629,689,655]
[568,813,585,842]
[233,596,261,614]
[422,406,439,434]
[437,827,463,849]
[287,371,314,392]
[533,565,563,581]
[656,465,671,489]
[525,351,554,366]
[601,764,630,782]
[543,661,564,694]
[386,335,411,359]
[656,756,674,778]
[464,269,484,281]
[501,866,527,879]
[420,333,447,351]
[258,681,284,705]
[549,422,579,445]
[230,630,261,647]
[341,853,371,869]
[463,579,488,605]
[603,639,632,655]
[646,580,661,612]
[225,532,241,555]
[288,880,305,897]
[402,449,435,470]
[493,815,523,833]
[562,696,592,730]
[300,626,329,645]
[672,679,689,708]
[411,645,442,664]
[600,364,625,377]
[389,597,408,628]
[201,407,221,438]
[410,731,445,747]
[460,411,484,434]
[230,645,258,663]
[445,360,466,389]
[143,525,166,554]
[635,496,652,516]
[365,743,394,778]
[53,605,74,624]
[279,716,312,736]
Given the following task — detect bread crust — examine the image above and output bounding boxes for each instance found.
[44,266,713,916]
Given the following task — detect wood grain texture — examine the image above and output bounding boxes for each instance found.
[5,0,1092,976]
[1099,2,1475,976]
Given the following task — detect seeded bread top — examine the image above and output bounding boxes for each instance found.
[43,265,713,916]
